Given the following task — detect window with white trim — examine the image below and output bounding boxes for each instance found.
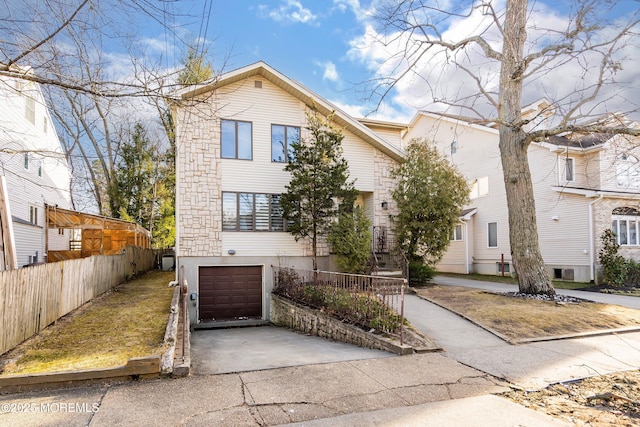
[487,222,498,248]
[470,176,489,199]
[612,207,640,246]
[559,157,574,182]
[451,224,463,241]
[25,96,35,124]
[29,205,38,225]
[616,154,640,189]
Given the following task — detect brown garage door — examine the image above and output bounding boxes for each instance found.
[199,266,263,322]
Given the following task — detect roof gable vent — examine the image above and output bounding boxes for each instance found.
[254,80,262,89]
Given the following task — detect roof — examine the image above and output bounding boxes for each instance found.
[546,133,612,149]
[174,61,406,162]
[406,110,499,136]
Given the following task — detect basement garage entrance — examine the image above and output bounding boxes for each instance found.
[198,266,263,322]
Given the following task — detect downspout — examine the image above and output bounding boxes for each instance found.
[588,194,604,283]
[464,221,470,274]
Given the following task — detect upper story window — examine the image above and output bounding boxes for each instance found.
[451,224,463,241]
[487,222,498,248]
[25,96,35,124]
[612,207,640,246]
[271,125,300,162]
[221,119,252,160]
[450,140,458,155]
[29,205,38,225]
[470,176,489,199]
[559,157,574,182]
[37,161,42,177]
[616,153,640,189]
[222,192,286,232]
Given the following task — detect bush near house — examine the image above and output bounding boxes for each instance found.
[273,268,405,333]
[599,229,640,287]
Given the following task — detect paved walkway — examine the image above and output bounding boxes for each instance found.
[2,276,639,426]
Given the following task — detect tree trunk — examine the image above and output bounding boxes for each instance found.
[499,0,555,295]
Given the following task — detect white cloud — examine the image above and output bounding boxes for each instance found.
[345,1,640,122]
[260,0,318,25]
[319,61,339,81]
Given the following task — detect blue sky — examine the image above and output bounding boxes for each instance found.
[140,0,639,122]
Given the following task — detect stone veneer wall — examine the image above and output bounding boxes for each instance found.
[270,294,411,355]
[176,101,223,257]
[373,149,399,233]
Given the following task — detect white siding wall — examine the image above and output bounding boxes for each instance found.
[0,74,72,266]
[405,114,511,272]
[13,222,43,266]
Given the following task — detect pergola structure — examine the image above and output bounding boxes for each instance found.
[46,205,151,262]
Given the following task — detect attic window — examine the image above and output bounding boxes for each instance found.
[254,80,262,89]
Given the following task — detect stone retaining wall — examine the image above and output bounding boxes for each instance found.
[270,294,412,355]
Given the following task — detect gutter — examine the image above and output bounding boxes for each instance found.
[588,194,604,283]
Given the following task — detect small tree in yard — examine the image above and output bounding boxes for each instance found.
[392,139,469,266]
[329,207,372,274]
[281,111,357,271]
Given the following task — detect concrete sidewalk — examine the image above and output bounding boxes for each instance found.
[1,276,639,426]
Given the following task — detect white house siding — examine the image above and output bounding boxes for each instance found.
[0,74,72,266]
[13,222,43,266]
[361,124,403,149]
[405,113,512,275]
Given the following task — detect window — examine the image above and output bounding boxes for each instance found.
[450,140,458,155]
[37,162,42,177]
[470,176,489,199]
[24,153,29,170]
[29,205,38,225]
[58,228,64,235]
[488,222,498,247]
[612,207,640,246]
[271,125,299,162]
[451,224,463,241]
[222,192,286,231]
[616,154,640,189]
[221,119,252,160]
[560,157,574,182]
[25,96,35,124]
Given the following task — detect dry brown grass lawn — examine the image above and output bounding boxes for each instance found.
[415,285,640,342]
[0,270,175,375]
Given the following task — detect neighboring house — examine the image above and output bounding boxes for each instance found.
[404,104,640,283]
[0,68,72,267]
[173,61,405,325]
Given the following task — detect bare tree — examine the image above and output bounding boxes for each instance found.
[366,0,640,294]
[0,0,210,218]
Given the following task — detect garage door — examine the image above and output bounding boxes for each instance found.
[199,266,263,322]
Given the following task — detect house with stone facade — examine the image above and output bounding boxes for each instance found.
[172,61,405,325]
[404,106,640,283]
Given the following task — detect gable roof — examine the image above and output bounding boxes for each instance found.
[406,110,499,136]
[174,61,406,162]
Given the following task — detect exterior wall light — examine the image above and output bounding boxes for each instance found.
[228,249,236,255]
[381,201,388,210]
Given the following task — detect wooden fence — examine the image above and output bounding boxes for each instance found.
[0,246,157,356]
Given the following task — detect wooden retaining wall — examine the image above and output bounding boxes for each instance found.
[0,246,156,356]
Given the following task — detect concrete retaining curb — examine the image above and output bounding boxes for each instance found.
[271,294,424,355]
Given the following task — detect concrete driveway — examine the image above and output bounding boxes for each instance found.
[190,325,394,375]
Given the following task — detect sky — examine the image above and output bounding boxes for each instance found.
[143,0,639,124]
